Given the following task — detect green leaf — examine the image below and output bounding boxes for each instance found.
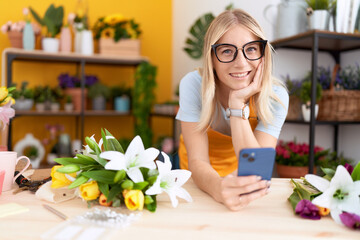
[101,128,108,151]
[29,7,45,26]
[320,167,335,179]
[147,175,158,186]
[107,184,123,202]
[114,170,126,183]
[98,182,109,198]
[104,129,124,153]
[133,181,149,190]
[288,191,301,212]
[68,175,89,189]
[75,154,98,165]
[85,137,101,153]
[82,170,116,184]
[112,198,121,207]
[54,157,94,166]
[144,195,154,204]
[56,164,80,173]
[121,179,134,190]
[145,195,157,212]
[351,162,360,181]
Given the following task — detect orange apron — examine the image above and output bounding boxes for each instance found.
[178,98,258,177]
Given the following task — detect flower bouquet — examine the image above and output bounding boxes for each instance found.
[51,129,192,212]
[288,162,360,229]
[0,86,16,129]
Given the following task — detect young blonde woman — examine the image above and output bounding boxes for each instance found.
[176,9,289,211]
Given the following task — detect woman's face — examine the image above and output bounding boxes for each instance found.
[212,25,262,92]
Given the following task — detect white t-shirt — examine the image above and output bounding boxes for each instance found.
[175,70,289,139]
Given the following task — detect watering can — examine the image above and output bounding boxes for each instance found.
[264,0,307,40]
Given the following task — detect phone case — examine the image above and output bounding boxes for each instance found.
[237,148,276,180]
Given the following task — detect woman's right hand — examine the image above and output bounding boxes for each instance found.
[217,174,270,211]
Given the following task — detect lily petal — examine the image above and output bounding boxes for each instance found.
[138,147,159,169]
[127,167,144,183]
[175,187,193,203]
[305,174,330,192]
[170,170,191,187]
[166,189,179,208]
[101,151,127,170]
[145,178,162,195]
[331,165,353,188]
[125,136,144,160]
[330,208,343,225]
[312,186,335,208]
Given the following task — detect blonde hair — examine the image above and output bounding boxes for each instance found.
[198,9,285,132]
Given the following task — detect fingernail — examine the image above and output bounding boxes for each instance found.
[256,176,261,181]
[266,187,271,194]
[266,181,271,187]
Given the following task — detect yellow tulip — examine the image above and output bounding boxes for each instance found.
[0,96,15,106]
[123,189,144,211]
[51,165,77,188]
[0,87,8,102]
[79,181,100,201]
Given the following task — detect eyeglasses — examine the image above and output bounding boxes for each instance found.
[211,40,268,63]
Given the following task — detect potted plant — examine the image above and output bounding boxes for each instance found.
[12,82,34,110]
[35,92,46,112]
[299,79,322,122]
[64,95,73,112]
[111,85,131,113]
[305,0,333,30]
[93,14,141,56]
[275,140,329,178]
[50,87,63,112]
[88,82,111,110]
[30,4,64,52]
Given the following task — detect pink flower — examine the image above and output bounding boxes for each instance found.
[1,24,8,34]
[0,101,15,130]
[283,150,290,159]
[22,8,29,16]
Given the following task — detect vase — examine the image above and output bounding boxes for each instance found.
[42,38,60,53]
[7,31,22,48]
[276,163,316,178]
[22,22,35,50]
[81,30,94,55]
[92,96,106,110]
[60,27,72,52]
[74,30,82,53]
[114,96,130,112]
[308,10,329,30]
[65,88,87,111]
[301,104,319,122]
[99,38,140,56]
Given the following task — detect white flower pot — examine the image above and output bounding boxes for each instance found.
[309,10,329,30]
[64,103,74,112]
[81,30,94,55]
[302,104,319,122]
[35,103,45,112]
[50,103,60,112]
[42,38,60,53]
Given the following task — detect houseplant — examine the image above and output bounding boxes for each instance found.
[88,82,111,110]
[111,85,132,113]
[93,14,141,56]
[12,82,34,110]
[299,79,322,121]
[305,0,334,30]
[64,95,73,112]
[283,74,302,120]
[275,140,329,178]
[30,4,64,52]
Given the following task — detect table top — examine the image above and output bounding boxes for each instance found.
[0,178,358,240]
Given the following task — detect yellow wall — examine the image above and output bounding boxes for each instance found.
[0,0,173,158]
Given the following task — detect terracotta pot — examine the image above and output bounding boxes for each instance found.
[7,31,23,48]
[65,88,87,111]
[276,163,316,178]
[99,38,140,56]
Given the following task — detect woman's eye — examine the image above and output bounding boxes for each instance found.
[221,49,233,55]
[246,47,257,53]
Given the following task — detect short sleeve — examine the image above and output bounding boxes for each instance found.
[175,71,202,122]
[255,85,289,139]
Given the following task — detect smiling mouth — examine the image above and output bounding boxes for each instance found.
[229,71,250,78]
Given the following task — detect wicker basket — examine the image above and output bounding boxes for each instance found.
[286,96,302,120]
[317,65,360,121]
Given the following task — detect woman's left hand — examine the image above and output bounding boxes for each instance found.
[229,60,263,108]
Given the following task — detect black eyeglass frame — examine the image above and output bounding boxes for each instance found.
[211,40,268,63]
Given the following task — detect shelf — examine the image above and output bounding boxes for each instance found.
[271,30,360,52]
[84,110,132,116]
[285,120,360,125]
[14,110,132,117]
[3,48,148,66]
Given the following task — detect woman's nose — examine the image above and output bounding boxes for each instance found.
[233,50,247,66]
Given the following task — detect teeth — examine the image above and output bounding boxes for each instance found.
[231,72,248,78]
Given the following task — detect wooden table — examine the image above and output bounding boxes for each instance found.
[0,178,358,240]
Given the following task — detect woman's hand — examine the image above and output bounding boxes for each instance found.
[229,60,264,108]
[217,174,270,211]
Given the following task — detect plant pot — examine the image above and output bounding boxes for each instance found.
[13,99,34,110]
[308,10,329,30]
[7,31,23,48]
[276,163,316,178]
[302,104,319,122]
[92,96,106,110]
[50,103,60,112]
[64,103,74,112]
[35,103,45,112]
[42,37,60,53]
[99,38,140,56]
[64,88,87,111]
[114,96,130,112]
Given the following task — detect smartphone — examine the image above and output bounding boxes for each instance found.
[237,148,276,181]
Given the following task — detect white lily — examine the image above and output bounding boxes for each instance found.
[100,135,159,183]
[145,152,192,208]
[305,165,360,224]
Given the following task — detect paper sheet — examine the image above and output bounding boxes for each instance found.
[0,203,29,218]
